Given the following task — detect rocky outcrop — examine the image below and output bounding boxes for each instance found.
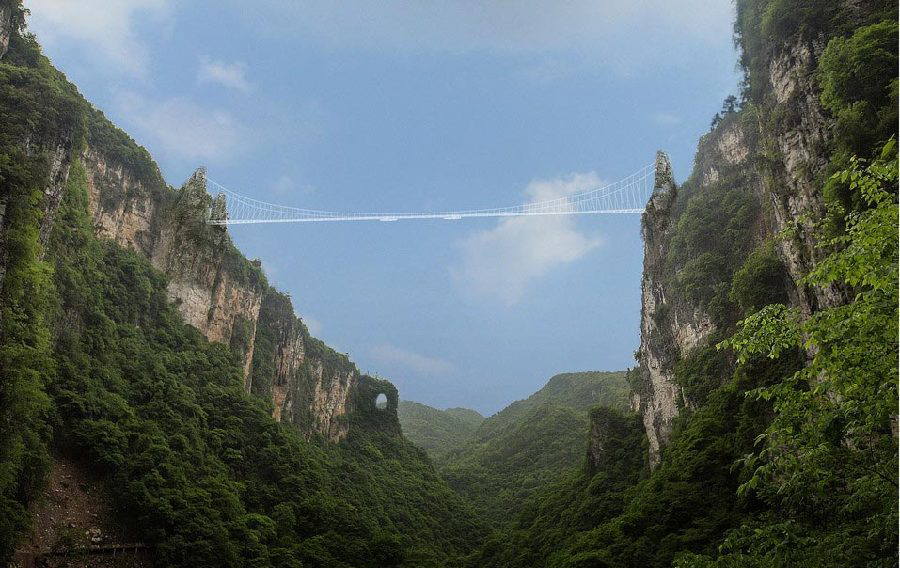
[77,136,377,443]
[0,143,73,295]
[305,362,355,441]
[633,151,720,468]
[759,38,844,314]
[80,161,265,378]
[250,290,357,441]
[82,148,163,257]
[634,114,768,467]
[0,2,13,60]
[77,146,376,442]
[78,148,374,442]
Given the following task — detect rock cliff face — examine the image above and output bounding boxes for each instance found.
[0,3,11,59]
[758,38,846,313]
[81,159,266,382]
[634,151,689,468]
[250,290,358,441]
[82,147,163,257]
[631,34,840,467]
[80,159,363,441]
[633,146,746,467]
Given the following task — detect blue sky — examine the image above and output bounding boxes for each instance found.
[26,1,740,414]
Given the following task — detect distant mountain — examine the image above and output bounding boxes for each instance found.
[472,371,630,444]
[398,402,484,461]
[443,407,485,430]
[436,371,631,524]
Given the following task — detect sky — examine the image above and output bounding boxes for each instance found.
[25,0,740,415]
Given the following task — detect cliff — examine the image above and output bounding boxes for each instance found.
[634,94,797,466]
[630,2,891,466]
[250,289,360,441]
[635,123,768,466]
[0,1,13,59]
[0,11,378,443]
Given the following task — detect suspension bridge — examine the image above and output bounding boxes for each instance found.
[206,151,671,225]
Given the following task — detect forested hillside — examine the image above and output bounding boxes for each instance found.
[0,3,483,565]
[435,372,631,526]
[398,402,484,462]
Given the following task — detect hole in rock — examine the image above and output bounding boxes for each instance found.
[375,393,388,409]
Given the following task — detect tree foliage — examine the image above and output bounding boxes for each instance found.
[435,372,630,526]
[710,145,898,566]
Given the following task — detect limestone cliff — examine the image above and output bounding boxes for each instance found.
[631,32,847,467]
[250,290,359,441]
[0,1,12,59]
[633,151,691,468]
[754,38,846,313]
[79,154,266,383]
[79,152,365,441]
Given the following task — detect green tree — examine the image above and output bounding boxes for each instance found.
[715,141,899,565]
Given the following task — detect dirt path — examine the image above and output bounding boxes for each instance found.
[10,449,152,568]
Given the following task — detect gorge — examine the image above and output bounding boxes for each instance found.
[0,1,897,567]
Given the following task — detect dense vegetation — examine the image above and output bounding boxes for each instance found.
[0,0,896,566]
[436,372,630,526]
[397,401,484,462]
[0,6,481,566]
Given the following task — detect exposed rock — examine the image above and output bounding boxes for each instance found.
[250,290,358,441]
[33,140,77,249]
[633,150,719,468]
[77,147,375,442]
[0,3,12,60]
[81,160,265,380]
[82,148,161,257]
[762,38,845,313]
[0,133,76,296]
[308,363,355,441]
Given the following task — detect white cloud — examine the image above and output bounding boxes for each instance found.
[25,0,171,77]
[116,92,249,162]
[453,173,604,305]
[198,56,251,92]
[649,111,683,126]
[302,315,323,335]
[369,343,454,376]
[271,175,295,194]
[270,174,314,196]
[239,1,734,62]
